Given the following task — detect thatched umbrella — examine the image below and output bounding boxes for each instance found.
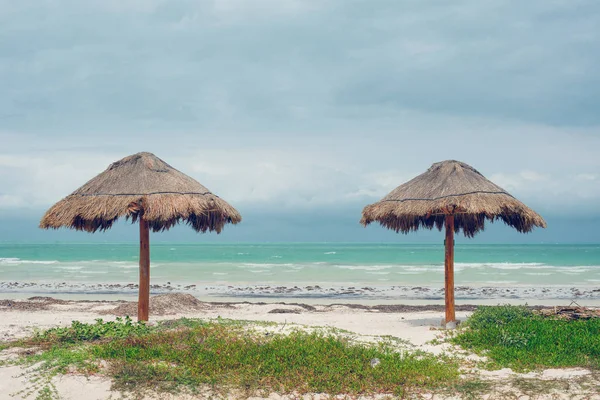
[40,152,241,321]
[361,160,546,324]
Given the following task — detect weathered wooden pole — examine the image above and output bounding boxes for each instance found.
[138,215,150,322]
[444,214,455,324]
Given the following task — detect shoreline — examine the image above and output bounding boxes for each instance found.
[1,280,599,306]
[2,293,600,308]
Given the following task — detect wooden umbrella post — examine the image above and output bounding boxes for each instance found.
[444,214,455,324]
[138,215,150,322]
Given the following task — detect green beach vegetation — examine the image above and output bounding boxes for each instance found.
[451,305,600,371]
[3,307,600,398]
[2,317,459,398]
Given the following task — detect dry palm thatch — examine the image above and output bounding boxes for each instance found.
[40,152,241,233]
[361,160,546,238]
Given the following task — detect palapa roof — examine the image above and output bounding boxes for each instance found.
[40,152,241,233]
[361,160,546,237]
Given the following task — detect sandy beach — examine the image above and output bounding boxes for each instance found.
[1,294,599,399]
[3,0,599,397]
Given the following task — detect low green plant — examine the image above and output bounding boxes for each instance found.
[30,316,150,345]
[96,324,459,395]
[452,305,600,371]
[465,304,533,329]
[4,318,460,397]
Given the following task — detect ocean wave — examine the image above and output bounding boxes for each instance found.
[555,267,593,273]
[336,265,393,271]
[238,263,293,268]
[331,263,589,273]
[54,266,84,271]
[402,266,439,272]
[79,271,109,274]
[21,260,59,265]
[324,252,337,255]
[113,264,139,269]
[0,258,59,265]
[455,262,546,270]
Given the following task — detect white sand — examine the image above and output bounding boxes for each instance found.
[0,297,598,400]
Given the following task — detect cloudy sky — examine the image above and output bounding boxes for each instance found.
[1,0,599,243]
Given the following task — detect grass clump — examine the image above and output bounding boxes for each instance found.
[3,318,459,397]
[95,323,459,395]
[31,316,150,346]
[451,305,600,371]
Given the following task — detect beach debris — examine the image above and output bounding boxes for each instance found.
[0,297,68,311]
[370,358,381,368]
[268,308,301,314]
[102,293,208,316]
[536,302,600,320]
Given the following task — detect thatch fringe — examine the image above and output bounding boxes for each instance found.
[361,160,546,237]
[40,193,241,233]
[40,152,241,233]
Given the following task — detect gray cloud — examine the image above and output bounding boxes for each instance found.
[1,0,599,134]
[2,123,599,219]
[1,0,599,242]
[333,1,600,125]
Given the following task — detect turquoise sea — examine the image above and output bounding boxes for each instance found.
[1,243,599,301]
